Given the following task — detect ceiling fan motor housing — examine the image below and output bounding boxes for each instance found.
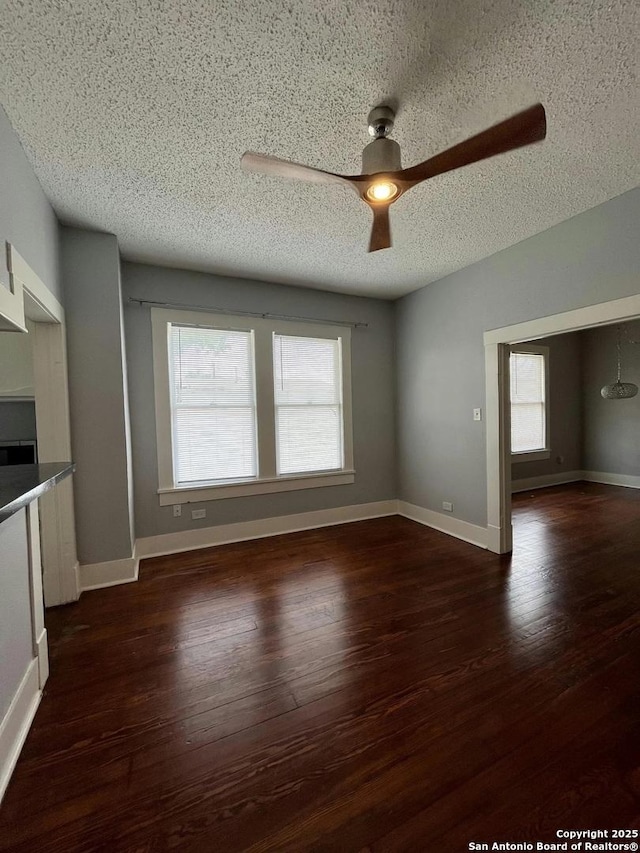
[361,138,402,175]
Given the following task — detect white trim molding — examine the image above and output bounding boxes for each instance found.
[512,470,640,493]
[9,247,64,323]
[0,245,26,332]
[79,468,640,591]
[512,471,583,493]
[82,497,507,587]
[512,449,551,463]
[0,660,41,803]
[159,470,356,505]
[581,470,640,490]
[79,548,139,592]
[485,341,513,554]
[35,629,49,689]
[397,501,489,549]
[32,331,79,606]
[484,294,640,346]
[137,500,397,559]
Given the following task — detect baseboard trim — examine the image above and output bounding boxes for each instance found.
[581,470,640,490]
[0,659,41,803]
[486,523,508,554]
[137,500,398,560]
[397,501,489,549]
[512,470,640,493]
[69,561,81,603]
[79,547,139,592]
[511,471,583,493]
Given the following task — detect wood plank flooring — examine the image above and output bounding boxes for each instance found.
[2,482,640,851]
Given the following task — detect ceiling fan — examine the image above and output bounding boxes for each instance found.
[241,102,546,253]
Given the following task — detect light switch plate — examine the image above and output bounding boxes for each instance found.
[473,408,482,421]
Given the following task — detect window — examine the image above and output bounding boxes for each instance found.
[510,345,550,460]
[168,325,257,485]
[273,334,343,475]
[152,309,353,504]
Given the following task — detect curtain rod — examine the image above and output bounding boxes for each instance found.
[127,298,368,329]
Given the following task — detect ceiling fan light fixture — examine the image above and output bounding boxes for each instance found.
[366,181,398,202]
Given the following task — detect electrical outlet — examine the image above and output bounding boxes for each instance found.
[191,508,206,520]
[442,501,454,512]
[172,505,181,518]
[473,408,482,421]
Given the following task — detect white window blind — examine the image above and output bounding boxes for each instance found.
[510,351,546,453]
[169,325,257,485]
[273,334,344,475]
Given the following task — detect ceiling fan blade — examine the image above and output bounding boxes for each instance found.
[398,103,546,185]
[241,152,350,186]
[369,206,391,252]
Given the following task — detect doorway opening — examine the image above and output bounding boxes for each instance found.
[484,294,640,554]
[0,244,78,605]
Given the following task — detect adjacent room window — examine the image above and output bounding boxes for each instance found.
[152,308,354,503]
[510,345,550,459]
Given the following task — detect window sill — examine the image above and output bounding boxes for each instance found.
[511,449,551,463]
[158,470,356,505]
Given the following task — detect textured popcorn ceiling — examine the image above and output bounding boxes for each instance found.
[1,0,639,298]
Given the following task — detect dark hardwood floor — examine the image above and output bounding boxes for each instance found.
[2,482,640,851]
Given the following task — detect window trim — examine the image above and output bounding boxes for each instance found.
[509,343,551,463]
[151,308,354,503]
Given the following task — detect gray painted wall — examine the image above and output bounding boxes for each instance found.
[0,401,37,441]
[396,188,640,527]
[122,262,396,539]
[0,107,61,301]
[511,333,582,482]
[582,321,640,476]
[61,227,134,565]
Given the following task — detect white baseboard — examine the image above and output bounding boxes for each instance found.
[0,659,41,803]
[486,523,509,554]
[512,470,640,493]
[68,561,81,604]
[78,547,139,592]
[511,470,583,493]
[137,500,398,559]
[397,501,489,549]
[78,473,640,592]
[581,470,640,490]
